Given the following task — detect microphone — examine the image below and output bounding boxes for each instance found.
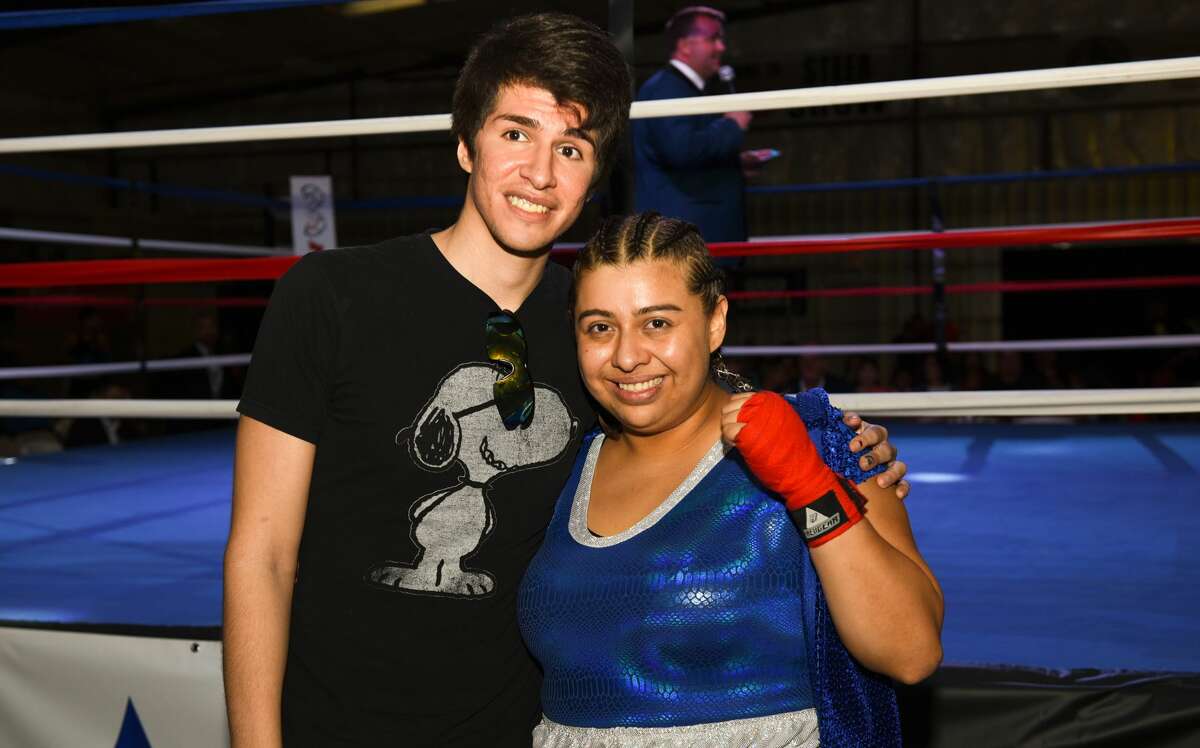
[718,65,736,94]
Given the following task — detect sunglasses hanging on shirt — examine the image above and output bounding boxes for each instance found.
[485,309,535,430]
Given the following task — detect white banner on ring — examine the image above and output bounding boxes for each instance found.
[0,627,227,748]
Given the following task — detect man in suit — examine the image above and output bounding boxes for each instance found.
[633,6,773,242]
[158,309,241,433]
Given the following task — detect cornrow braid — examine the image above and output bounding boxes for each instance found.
[593,214,620,258]
[572,212,724,314]
[652,215,696,252]
[630,211,658,259]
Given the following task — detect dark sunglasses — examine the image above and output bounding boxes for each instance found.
[485,310,535,430]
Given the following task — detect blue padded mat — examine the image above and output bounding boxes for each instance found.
[0,429,232,629]
[1,422,1198,672]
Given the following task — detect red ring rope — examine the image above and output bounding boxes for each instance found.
[0,295,269,307]
[3,275,1198,308]
[706,217,1200,257]
[0,217,1196,289]
[727,276,1200,301]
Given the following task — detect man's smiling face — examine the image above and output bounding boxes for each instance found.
[457,84,598,254]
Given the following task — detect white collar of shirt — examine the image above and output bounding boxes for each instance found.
[669,59,706,91]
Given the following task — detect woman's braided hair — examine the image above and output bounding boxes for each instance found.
[570,212,753,392]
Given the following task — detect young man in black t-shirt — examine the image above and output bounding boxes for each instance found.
[223,13,907,747]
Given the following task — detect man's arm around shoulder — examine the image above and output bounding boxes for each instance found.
[223,416,313,747]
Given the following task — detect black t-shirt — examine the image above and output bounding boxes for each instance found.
[238,234,593,746]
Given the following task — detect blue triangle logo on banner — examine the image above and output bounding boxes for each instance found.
[114,698,151,748]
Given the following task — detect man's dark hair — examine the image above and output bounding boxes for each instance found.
[452,13,632,187]
[664,5,726,49]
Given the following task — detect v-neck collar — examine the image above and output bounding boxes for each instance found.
[568,433,729,548]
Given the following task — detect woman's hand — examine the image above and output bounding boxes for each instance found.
[720,391,756,447]
[722,391,867,547]
[726,394,910,501]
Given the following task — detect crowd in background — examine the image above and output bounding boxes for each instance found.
[0,306,245,457]
[3,296,1197,458]
[731,309,1200,397]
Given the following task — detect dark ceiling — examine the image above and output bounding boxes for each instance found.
[0,0,846,136]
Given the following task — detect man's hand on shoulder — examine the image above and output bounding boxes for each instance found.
[841,411,909,500]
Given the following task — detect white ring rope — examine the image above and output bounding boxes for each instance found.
[0,399,239,420]
[2,335,1196,382]
[723,334,1200,357]
[0,226,290,257]
[2,387,1197,419]
[632,56,1200,118]
[0,113,453,154]
[829,388,1200,417]
[1,57,1197,153]
[0,354,252,382]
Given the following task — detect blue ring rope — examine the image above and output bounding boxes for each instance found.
[0,1,352,31]
[2,161,1197,211]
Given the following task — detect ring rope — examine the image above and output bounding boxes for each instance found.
[0,354,251,382]
[6,159,1198,212]
[0,1,353,31]
[722,334,1200,357]
[726,276,1200,301]
[4,387,1197,419]
[705,218,1200,257]
[0,295,269,308]
[0,226,290,257]
[0,256,297,289]
[0,164,463,212]
[831,388,1200,416]
[2,57,1198,154]
[1,336,1195,383]
[3,217,1196,289]
[0,399,238,419]
[749,162,1200,194]
[4,276,1197,310]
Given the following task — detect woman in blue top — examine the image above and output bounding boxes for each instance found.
[519,213,943,747]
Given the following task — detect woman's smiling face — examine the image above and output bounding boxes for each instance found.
[574,259,727,436]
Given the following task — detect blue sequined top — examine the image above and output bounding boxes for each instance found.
[517,390,901,746]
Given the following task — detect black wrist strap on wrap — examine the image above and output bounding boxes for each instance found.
[788,475,867,547]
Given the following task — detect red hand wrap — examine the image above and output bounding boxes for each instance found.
[736,391,867,547]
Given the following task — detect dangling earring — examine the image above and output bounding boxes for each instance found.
[711,351,754,392]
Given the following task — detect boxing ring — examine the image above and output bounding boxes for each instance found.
[3,52,1200,748]
[4,420,1200,746]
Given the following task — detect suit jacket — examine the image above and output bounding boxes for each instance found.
[633,64,747,242]
[155,342,239,433]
